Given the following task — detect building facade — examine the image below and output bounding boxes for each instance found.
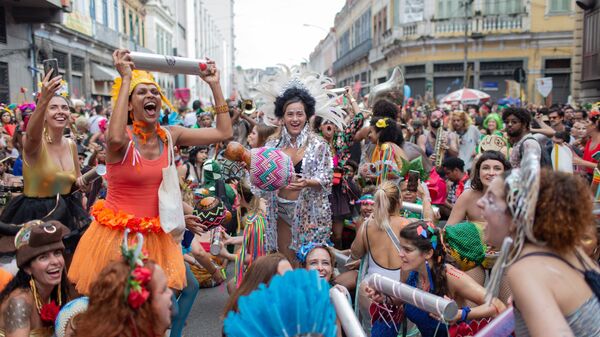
[311,0,578,105]
[0,0,234,108]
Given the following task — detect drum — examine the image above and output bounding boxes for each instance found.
[224,142,294,191]
[193,196,231,230]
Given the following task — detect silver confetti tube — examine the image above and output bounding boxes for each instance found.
[366,274,458,321]
[474,307,514,337]
[210,227,221,256]
[333,249,350,266]
[329,287,366,337]
[330,88,347,94]
[402,201,439,215]
[129,52,208,75]
[80,164,107,185]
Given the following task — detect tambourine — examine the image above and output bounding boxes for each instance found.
[224,142,294,191]
[193,196,231,230]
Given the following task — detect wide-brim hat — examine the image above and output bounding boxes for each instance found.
[15,220,70,268]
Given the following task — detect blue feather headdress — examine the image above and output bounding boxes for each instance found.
[224,269,337,337]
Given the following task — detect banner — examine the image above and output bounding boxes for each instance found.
[535,77,553,98]
[403,0,424,23]
[505,80,520,98]
[62,10,93,36]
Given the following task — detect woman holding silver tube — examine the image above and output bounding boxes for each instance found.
[367,220,505,337]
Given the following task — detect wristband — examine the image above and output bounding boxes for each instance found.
[459,306,471,323]
[214,104,229,115]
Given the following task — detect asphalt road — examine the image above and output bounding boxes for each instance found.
[182,267,231,337]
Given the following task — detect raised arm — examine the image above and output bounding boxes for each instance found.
[23,71,63,159]
[106,49,134,160]
[171,59,232,146]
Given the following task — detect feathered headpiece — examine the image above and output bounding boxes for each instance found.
[224,269,337,337]
[111,70,175,111]
[254,66,346,129]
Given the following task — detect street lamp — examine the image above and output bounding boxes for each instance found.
[302,23,329,33]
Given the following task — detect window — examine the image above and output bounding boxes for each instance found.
[437,0,462,19]
[90,0,96,21]
[0,7,6,44]
[548,0,570,13]
[114,0,119,30]
[405,65,426,75]
[0,62,8,104]
[122,6,126,33]
[53,51,68,70]
[71,56,85,72]
[484,0,521,15]
[102,0,108,25]
[129,10,133,37]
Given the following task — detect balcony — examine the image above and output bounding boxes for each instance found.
[93,22,121,48]
[333,38,371,73]
[434,14,526,35]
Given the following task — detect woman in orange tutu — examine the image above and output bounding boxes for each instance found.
[68,49,232,295]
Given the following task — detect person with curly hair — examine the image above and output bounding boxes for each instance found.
[254,68,344,261]
[478,169,600,336]
[70,259,172,337]
[502,107,541,169]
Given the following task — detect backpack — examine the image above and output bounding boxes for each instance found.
[518,135,552,168]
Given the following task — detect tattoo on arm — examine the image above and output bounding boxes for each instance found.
[4,297,31,333]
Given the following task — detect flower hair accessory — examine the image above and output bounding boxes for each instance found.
[417,222,438,250]
[121,229,152,310]
[375,118,389,128]
[296,241,331,264]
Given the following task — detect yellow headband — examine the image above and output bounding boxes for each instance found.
[111,70,175,112]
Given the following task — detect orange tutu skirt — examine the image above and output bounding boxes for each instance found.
[68,221,186,295]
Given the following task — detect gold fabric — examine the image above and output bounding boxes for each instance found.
[23,140,77,198]
[0,327,52,337]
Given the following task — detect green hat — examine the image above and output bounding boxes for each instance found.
[443,222,485,271]
[202,159,222,182]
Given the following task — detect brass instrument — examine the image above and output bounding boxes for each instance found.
[434,126,445,168]
[241,98,256,115]
[367,67,405,108]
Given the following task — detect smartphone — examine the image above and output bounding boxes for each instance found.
[43,59,60,79]
[407,170,419,192]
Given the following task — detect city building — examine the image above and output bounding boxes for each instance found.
[311,0,579,104]
[573,0,600,103]
[0,0,235,108]
[186,0,235,104]
[308,29,336,76]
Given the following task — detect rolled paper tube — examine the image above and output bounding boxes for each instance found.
[473,307,514,337]
[402,201,439,215]
[223,142,251,167]
[329,287,367,337]
[130,52,208,75]
[333,249,350,266]
[330,88,347,94]
[365,273,458,321]
[80,164,107,185]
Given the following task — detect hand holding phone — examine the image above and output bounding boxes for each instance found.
[407,170,419,192]
[43,59,60,79]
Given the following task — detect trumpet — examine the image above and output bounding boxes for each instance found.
[241,99,256,115]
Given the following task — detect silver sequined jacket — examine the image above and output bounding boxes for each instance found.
[260,125,333,251]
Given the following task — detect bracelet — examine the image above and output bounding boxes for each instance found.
[459,306,471,323]
[214,104,229,115]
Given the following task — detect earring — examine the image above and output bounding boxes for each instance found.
[43,127,52,144]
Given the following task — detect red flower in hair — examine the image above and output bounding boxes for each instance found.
[40,301,60,324]
[128,288,150,309]
[132,267,152,285]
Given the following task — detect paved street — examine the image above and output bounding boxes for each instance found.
[183,268,231,337]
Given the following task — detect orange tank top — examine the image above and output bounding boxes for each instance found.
[104,136,168,218]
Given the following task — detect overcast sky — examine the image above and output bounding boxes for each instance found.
[234,0,345,69]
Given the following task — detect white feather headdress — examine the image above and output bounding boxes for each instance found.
[253,66,346,129]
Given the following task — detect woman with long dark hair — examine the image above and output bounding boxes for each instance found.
[368,221,505,337]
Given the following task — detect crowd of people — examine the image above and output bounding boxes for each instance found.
[0,47,598,337]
